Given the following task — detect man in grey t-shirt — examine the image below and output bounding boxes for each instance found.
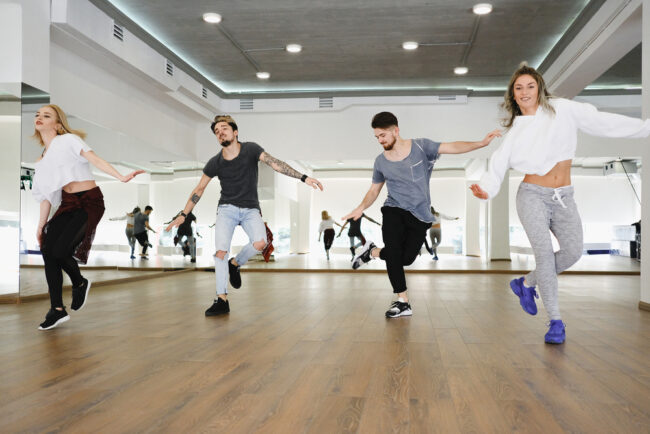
[343,112,500,318]
[166,115,324,316]
[134,206,155,259]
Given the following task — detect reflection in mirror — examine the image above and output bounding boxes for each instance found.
[0,89,21,299]
[19,84,50,298]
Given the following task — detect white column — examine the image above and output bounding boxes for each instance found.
[289,185,312,254]
[488,174,511,261]
[464,181,481,257]
[640,0,650,310]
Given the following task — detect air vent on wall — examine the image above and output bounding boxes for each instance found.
[240,98,254,110]
[165,60,174,77]
[201,87,208,99]
[113,22,124,41]
[438,96,456,101]
[319,97,333,109]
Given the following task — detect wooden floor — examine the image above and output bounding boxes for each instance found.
[1,271,649,433]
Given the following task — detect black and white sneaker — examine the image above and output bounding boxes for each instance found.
[38,308,70,330]
[205,298,230,316]
[228,259,241,289]
[385,299,412,318]
[71,278,91,311]
[352,242,376,270]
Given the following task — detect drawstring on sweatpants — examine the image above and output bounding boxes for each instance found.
[552,188,567,209]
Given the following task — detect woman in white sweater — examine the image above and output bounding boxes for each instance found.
[470,64,650,344]
[32,105,143,330]
[317,210,342,260]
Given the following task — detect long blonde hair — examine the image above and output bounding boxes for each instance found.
[33,104,86,146]
[501,63,555,128]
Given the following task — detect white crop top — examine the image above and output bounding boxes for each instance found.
[479,98,650,199]
[32,133,94,207]
[319,218,335,233]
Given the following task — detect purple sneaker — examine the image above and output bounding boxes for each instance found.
[510,277,538,315]
[545,320,566,344]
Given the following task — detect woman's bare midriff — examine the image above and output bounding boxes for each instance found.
[62,180,97,194]
[523,159,572,188]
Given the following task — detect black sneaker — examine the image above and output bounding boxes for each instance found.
[71,278,91,311]
[38,308,70,330]
[228,259,241,289]
[205,298,230,316]
[385,300,412,318]
[352,242,376,270]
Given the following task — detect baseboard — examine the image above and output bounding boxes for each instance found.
[639,301,650,312]
[490,258,512,262]
[0,294,18,304]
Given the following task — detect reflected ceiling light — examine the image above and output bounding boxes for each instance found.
[286,44,302,53]
[402,41,419,50]
[473,3,493,15]
[256,71,270,79]
[202,12,222,24]
[454,66,469,75]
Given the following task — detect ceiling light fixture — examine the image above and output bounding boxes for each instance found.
[202,12,222,24]
[454,66,469,75]
[472,3,493,15]
[256,71,270,79]
[402,41,419,50]
[286,44,302,53]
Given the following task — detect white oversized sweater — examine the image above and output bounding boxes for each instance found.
[479,98,650,199]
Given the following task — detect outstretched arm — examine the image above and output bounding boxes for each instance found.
[165,174,212,231]
[342,182,384,221]
[81,150,144,182]
[337,221,349,237]
[438,129,501,154]
[363,214,381,226]
[259,152,323,191]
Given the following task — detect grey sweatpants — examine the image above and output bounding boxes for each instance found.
[516,183,583,320]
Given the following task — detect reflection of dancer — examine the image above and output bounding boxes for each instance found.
[423,206,459,260]
[109,206,140,259]
[337,213,380,260]
[344,111,500,318]
[32,105,142,330]
[176,211,197,263]
[471,64,650,344]
[134,206,155,259]
[318,210,342,260]
[166,115,323,316]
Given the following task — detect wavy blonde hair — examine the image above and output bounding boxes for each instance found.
[321,210,330,220]
[33,104,86,147]
[501,63,555,128]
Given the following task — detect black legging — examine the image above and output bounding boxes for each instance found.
[41,208,88,309]
[135,232,149,254]
[323,228,335,251]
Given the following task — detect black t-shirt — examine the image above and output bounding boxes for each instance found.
[177,212,196,236]
[203,142,265,210]
[347,213,365,236]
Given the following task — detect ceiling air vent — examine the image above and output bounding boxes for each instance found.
[319,97,334,109]
[438,96,457,101]
[201,87,208,99]
[240,98,254,110]
[165,60,174,77]
[113,22,124,41]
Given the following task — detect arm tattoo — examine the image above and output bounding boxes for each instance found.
[262,153,302,179]
[191,193,201,204]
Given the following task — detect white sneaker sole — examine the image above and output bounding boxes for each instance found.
[386,309,412,318]
[38,315,70,330]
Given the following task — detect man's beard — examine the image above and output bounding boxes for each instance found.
[220,139,232,147]
[382,138,396,151]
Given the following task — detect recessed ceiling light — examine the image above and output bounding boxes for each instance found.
[454,66,469,75]
[473,3,492,15]
[256,71,270,79]
[286,44,302,53]
[402,41,419,50]
[202,12,222,24]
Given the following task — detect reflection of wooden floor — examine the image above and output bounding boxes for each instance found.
[20,251,642,274]
[1,272,648,432]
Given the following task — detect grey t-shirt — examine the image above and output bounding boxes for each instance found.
[203,142,265,210]
[134,212,149,234]
[372,138,440,223]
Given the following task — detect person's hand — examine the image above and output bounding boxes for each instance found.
[469,184,489,200]
[36,224,44,246]
[165,215,185,232]
[342,208,363,221]
[479,129,502,148]
[336,233,341,238]
[120,170,146,183]
[305,177,323,191]
[454,217,460,220]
